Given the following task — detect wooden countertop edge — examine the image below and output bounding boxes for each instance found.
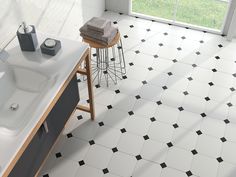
[2,48,89,177]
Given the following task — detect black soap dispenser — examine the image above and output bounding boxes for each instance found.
[17,22,38,51]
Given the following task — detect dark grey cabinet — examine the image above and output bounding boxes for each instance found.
[8,75,80,177]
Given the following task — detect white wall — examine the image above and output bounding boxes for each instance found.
[105,0,130,14]
[0,0,105,49]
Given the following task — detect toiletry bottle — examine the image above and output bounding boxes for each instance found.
[17,22,38,51]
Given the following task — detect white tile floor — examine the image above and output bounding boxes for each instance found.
[39,11,236,177]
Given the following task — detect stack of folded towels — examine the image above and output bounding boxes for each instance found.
[80,17,118,45]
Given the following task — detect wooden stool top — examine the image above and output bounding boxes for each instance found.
[83,32,120,49]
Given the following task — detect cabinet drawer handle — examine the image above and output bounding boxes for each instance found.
[43,121,49,133]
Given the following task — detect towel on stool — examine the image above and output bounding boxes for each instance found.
[87,17,111,34]
[80,25,118,45]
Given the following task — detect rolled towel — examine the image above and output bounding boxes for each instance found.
[80,25,118,45]
[86,17,111,34]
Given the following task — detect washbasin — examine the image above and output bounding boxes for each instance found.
[0,62,55,136]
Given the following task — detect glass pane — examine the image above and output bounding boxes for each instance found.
[132,0,176,21]
[176,0,228,30]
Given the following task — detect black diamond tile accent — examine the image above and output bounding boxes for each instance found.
[191,149,198,155]
[188,77,193,81]
[89,140,95,145]
[146,28,151,32]
[224,119,230,124]
[124,35,128,38]
[154,54,159,58]
[233,73,236,77]
[212,68,217,72]
[136,155,142,160]
[130,25,134,28]
[217,157,223,163]
[119,12,123,15]
[183,91,189,95]
[196,51,201,55]
[192,64,197,68]
[77,115,83,120]
[181,36,186,40]
[227,102,233,107]
[205,97,210,101]
[177,47,182,51]
[107,105,113,109]
[159,43,163,47]
[167,142,173,147]
[67,133,73,138]
[141,39,146,42]
[215,56,220,60]
[43,174,49,177]
[200,113,207,117]
[220,137,227,142]
[78,160,85,166]
[103,168,109,174]
[160,162,167,168]
[129,62,134,66]
[150,117,156,122]
[208,82,214,86]
[120,128,127,133]
[186,170,193,176]
[172,59,178,63]
[178,107,184,111]
[99,122,104,127]
[230,87,236,92]
[196,130,202,135]
[112,147,118,153]
[115,89,120,94]
[135,95,141,99]
[55,152,62,158]
[143,135,149,140]
[167,72,173,76]
[218,44,223,48]
[135,50,140,54]
[95,84,101,88]
[103,71,108,74]
[113,21,118,24]
[128,111,134,116]
[142,80,147,85]
[162,86,168,90]
[163,32,168,35]
[173,123,179,128]
[156,101,162,105]
[122,75,127,79]
[148,67,153,71]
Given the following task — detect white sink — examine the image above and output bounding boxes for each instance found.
[0,62,55,136]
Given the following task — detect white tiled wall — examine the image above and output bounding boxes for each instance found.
[0,0,105,49]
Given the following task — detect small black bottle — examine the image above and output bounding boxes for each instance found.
[17,22,38,51]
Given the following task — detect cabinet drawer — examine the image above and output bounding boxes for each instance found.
[9,75,80,177]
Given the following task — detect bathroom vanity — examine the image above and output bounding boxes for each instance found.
[0,33,94,177]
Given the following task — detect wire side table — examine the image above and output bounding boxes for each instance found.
[82,32,126,87]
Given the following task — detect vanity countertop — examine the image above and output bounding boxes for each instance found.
[0,33,89,177]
